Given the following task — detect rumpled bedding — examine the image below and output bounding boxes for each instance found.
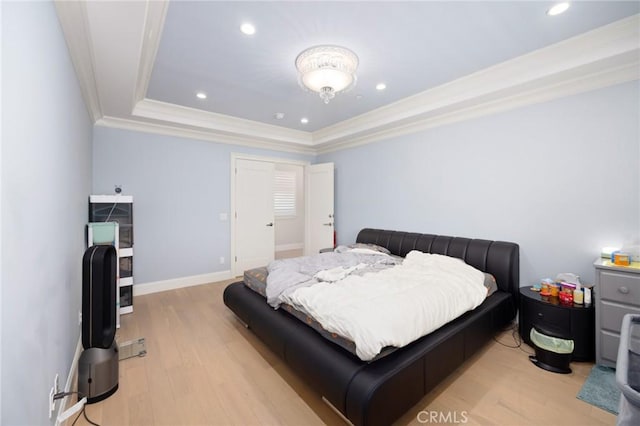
[266,249,399,308]
[280,251,488,361]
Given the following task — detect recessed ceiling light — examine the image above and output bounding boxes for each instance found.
[196,92,207,99]
[240,22,256,35]
[300,118,309,124]
[274,112,285,120]
[376,83,387,91]
[547,2,570,16]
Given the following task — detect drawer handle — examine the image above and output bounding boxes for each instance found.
[618,286,630,294]
[537,313,543,318]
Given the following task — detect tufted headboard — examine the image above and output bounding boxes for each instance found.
[356,228,520,306]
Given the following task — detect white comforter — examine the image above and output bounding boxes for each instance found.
[280,250,488,361]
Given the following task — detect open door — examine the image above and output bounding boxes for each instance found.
[234,159,275,274]
[305,163,334,255]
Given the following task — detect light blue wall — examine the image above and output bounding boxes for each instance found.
[1,2,93,424]
[92,126,313,284]
[319,81,640,287]
[0,0,4,421]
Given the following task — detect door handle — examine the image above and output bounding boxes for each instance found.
[266,222,274,227]
[323,222,333,226]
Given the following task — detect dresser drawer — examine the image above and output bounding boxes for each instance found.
[600,331,620,365]
[600,271,640,307]
[600,302,640,333]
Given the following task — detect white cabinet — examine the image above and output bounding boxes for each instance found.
[89,195,134,316]
[594,258,640,367]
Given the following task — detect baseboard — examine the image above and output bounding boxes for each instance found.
[133,270,232,296]
[275,243,303,252]
[55,336,82,426]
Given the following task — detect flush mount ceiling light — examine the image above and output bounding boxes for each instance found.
[295,45,359,104]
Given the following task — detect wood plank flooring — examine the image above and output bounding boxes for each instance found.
[70,280,615,425]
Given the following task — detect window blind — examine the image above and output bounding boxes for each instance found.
[274,170,296,217]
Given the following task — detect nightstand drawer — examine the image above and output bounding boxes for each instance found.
[600,271,640,306]
[600,302,640,333]
[531,303,571,333]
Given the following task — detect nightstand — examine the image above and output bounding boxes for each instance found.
[519,286,595,361]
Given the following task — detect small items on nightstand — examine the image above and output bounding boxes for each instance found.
[573,283,584,305]
[584,287,592,305]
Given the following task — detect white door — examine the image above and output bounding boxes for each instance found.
[235,159,275,274]
[305,163,334,255]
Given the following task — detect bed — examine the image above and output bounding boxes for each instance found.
[223,228,519,425]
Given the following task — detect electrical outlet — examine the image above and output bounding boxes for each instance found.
[49,374,59,418]
[219,256,225,264]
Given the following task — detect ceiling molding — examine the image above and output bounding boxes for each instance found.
[96,116,317,156]
[54,0,102,122]
[132,98,313,146]
[315,51,639,154]
[313,14,640,149]
[56,3,639,155]
[133,0,169,106]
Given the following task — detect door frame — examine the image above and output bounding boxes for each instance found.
[230,153,310,277]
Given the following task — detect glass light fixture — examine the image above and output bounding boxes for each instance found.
[295,45,359,104]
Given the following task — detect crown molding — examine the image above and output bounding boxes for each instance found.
[132,98,313,146]
[96,115,317,156]
[125,13,638,154]
[54,0,102,122]
[57,4,638,155]
[313,14,640,151]
[133,1,169,106]
[315,51,639,154]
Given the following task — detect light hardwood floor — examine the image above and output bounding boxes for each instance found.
[275,249,304,260]
[70,280,614,426]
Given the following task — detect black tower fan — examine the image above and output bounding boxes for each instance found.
[78,245,119,403]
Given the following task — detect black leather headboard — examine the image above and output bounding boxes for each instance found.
[356,228,520,303]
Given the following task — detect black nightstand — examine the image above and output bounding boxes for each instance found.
[519,286,595,361]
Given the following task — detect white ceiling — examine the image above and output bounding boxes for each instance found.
[55,1,640,154]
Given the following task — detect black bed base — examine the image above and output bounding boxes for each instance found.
[223,228,519,425]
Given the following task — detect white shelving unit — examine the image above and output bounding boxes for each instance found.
[89,195,134,316]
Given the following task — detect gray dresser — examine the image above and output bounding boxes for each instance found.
[594,258,640,367]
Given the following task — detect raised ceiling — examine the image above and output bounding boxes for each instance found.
[55,1,640,154]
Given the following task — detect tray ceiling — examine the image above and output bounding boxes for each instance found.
[55,1,640,154]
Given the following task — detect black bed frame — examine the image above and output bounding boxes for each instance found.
[223,228,519,425]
